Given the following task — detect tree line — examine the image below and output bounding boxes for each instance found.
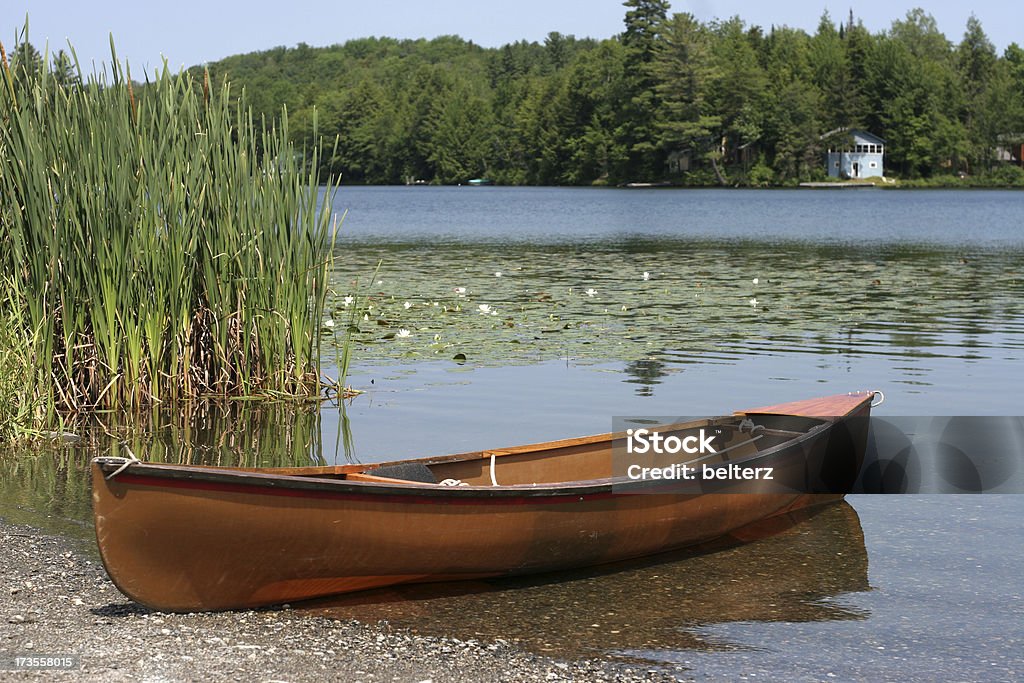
[10,2,1024,185]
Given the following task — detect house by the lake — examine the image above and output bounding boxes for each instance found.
[822,128,885,179]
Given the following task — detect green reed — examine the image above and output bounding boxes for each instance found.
[0,36,340,421]
[0,279,47,441]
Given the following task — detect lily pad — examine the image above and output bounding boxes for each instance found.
[322,239,1024,370]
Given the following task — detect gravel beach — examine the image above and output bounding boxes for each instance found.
[1,520,685,682]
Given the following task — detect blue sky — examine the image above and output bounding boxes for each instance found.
[5,1,1019,74]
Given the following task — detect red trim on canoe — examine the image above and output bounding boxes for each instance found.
[110,472,618,506]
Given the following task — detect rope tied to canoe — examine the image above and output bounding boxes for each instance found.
[738,418,765,435]
[105,444,141,480]
[439,478,469,487]
[871,390,885,407]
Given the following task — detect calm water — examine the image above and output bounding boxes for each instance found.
[331,186,1024,247]
[3,187,1023,680]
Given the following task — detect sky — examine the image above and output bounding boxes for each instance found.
[5,1,1020,75]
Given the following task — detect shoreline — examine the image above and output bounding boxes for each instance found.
[0,518,684,682]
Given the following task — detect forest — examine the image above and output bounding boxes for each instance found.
[10,2,1024,186]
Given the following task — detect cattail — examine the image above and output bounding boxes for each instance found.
[2,34,339,415]
[126,69,137,122]
[203,68,210,107]
[0,39,15,105]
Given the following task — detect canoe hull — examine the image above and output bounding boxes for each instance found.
[92,392,874,611]
[94,474,841,611]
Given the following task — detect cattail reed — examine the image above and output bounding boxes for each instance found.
[126,68,137,122]
[0,37,341,421]
[0,40,14,104]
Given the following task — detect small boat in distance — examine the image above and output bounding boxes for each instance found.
[466,177,494,186]
[92,391,878,612]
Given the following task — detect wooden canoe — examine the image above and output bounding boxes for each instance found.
[91,391,877,612]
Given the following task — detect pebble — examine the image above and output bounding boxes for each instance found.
[1,520,680,683]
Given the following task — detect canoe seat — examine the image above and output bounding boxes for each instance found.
[365,463,437,484]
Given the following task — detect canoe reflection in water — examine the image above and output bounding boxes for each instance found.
[304,502,869,660]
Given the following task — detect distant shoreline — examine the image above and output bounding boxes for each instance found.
[331,180,1024,190]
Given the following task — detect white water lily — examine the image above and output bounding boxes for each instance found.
[454,286,467,296]
[396,329,412,338]
[478,304,493,314]
[750,297,758,306]
[585,288,597,297]
[363,313,369,321]
[494,271,502,277]
[403,301,413,309]
[642,271,651,281]
[343,295,354,307]
[752,277,759,285]
[323,318,335,328]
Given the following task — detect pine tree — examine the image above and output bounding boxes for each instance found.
[958,16,1000,170]
[617,0,670,180]
[653,13,720,175]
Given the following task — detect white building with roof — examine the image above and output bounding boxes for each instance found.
[823,129,885,179]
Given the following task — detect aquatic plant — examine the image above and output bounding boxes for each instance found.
[0,280,47,442]
[319,237,1024,369]
[0,34,340,421]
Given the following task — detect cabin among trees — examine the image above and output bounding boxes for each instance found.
[995,139,1024,166]
[823,129,886,179]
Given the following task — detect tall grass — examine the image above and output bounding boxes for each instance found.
[0,279,47,441]
[0,36,340,420]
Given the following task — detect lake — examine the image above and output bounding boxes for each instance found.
[2,187,1022,680]
[323,186,1023,453]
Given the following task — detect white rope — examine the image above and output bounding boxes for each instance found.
[489,453,499,487]
[105,444,141,480]
[439,478,469,487]
[871,390,885,407]
[738,418,765,435]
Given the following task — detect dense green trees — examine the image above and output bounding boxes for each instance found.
[654,13,720,178]
[14,4,1024,185]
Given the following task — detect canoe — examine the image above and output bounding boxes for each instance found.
[91,391,878,612]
